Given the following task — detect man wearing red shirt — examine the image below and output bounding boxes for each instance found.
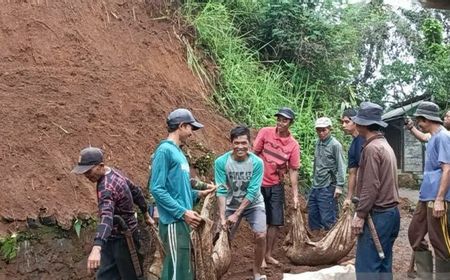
[254,107,301,266]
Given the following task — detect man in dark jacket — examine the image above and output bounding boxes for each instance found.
[72,147,153,279]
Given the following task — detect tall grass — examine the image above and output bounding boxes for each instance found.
[183,1,348,189]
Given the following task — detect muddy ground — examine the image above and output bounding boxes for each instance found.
[222,197,416,280]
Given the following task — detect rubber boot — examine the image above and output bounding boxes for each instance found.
[435,258,450,280]
[414,251,433,279]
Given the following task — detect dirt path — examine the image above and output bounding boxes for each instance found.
[223,189,418,280]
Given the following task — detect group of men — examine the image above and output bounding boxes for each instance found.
[70,100,450,280]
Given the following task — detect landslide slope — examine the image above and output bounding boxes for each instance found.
[0,0,231,234]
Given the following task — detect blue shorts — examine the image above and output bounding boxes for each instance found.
[226,206,267,236]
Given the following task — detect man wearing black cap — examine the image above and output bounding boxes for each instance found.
[350,102,400,279]
[149,108,216,280]
[253,107,301,266]
[408,101,450,279]
[72,147,153,279]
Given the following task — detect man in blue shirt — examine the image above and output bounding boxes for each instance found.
[215,125,267,280]
[149,108,215,280]
[341,109,365,207]
[408,102,450,279]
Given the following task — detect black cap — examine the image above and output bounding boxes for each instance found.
[342,108,358,118]
[275,107,295,120]
[413,101,443,124]
[71,147,103,174]
[167,108,204,130]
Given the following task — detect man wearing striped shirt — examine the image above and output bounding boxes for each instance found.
[72,147,153,279]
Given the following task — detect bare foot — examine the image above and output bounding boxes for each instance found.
[265,256,280,266]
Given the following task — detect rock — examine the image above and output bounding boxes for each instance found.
[39,215,57,226]
[27,217,40,229]
[398,173,419,189]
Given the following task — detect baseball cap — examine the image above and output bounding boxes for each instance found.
[315,117,332,128]
[342,108,358,118]
[167,108,204,130]
[275,107,295,120]
[71,147,103,174]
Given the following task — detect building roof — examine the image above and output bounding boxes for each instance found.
[382,100,423,122]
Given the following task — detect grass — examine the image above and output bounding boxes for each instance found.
[0,233,18,262]
[182,1,350,189]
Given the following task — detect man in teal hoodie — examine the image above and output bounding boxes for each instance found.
[149,108,215,280]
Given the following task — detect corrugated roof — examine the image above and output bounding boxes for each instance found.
[382,100,423,121]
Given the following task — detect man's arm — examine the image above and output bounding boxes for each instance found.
[94,187,114,247]
[405,119,430,142]
[345,167,357,203]
[150,148,187,220]
[88,185,114,273]
[217,196,227,229]
[253,128,266,156]
[334,142,347,196]
[356,147,380,219]
[215,155,229,228]
[289,168,299,209]
[190,178,216,190]
[126,177,148,215]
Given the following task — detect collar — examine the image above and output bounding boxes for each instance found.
[362,132,384,149]
[275,127,291,138]
[318,135,332,145]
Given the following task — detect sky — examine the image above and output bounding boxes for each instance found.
[348,0,415,9]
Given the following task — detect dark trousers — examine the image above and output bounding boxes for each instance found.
[355,207,400,280]
[408,201,450,260]
[97,230,143,280]
[308,185,337,230]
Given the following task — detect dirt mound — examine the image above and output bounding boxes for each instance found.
[0,0,232,235]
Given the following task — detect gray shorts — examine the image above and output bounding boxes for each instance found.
[226,206,267,236]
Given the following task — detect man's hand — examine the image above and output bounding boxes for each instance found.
[226,212,240,227]
[144,212,155,227]
[343,198,352,209]
[351,215,365,236]
[87,245,102,274]
[334,187,342,199]
[220,217,228,231]
[433,200,445,218]
[184,210,202,229]
[198,186,217,198]
[206,182,217,189]
[404,117,414,130]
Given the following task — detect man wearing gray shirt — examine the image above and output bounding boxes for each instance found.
[308,117,346,231]
[215,125,267,280]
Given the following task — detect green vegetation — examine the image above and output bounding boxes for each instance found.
[0,233,18,262]
[179,0,450,187]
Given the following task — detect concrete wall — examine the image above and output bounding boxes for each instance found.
[403,130,424,173]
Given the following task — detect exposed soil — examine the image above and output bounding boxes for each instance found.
[0,1,416,279]
[0,0,232,235]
